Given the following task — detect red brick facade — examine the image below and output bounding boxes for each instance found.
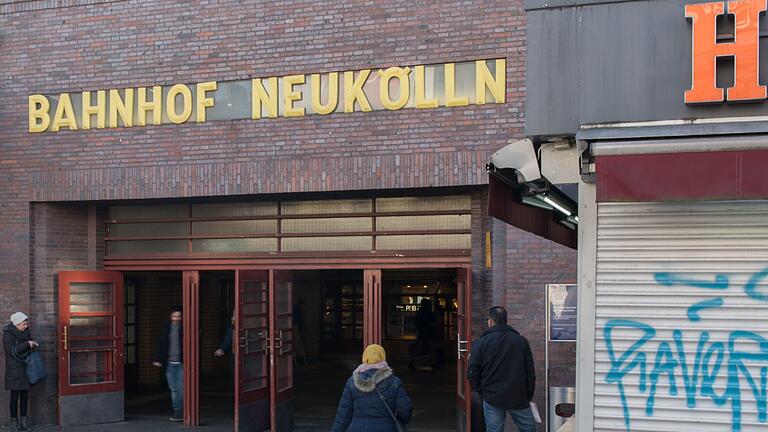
[0,1,575,429]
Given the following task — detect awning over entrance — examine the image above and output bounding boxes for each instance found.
[488,176,577,249]
[486,139,578,250]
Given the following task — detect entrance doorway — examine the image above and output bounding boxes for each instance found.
[58,265,472,431]
[381,269,458,430]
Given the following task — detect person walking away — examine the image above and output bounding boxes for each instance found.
[331,344,413,432]
[3,312,38,432]
[152,306,184,422]
[468,306,536,432]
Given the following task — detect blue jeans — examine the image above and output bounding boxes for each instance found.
[483,400,537,432]
[165,362,183,411]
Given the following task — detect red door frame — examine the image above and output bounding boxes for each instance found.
[58,271,125,398]
[182,271,200,427]
[92,260,472,430]
[363,269,383,348]
[456,266,473,432]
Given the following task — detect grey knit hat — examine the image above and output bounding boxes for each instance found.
[10,312,28,326]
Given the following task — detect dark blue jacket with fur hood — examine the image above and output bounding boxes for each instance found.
[331,365,413,432]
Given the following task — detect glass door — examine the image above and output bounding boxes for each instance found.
[271,270,295,431]
[235,270,270,432]
[58,271,124,426]
[456,266,472,432]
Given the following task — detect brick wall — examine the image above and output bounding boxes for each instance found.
[28,203,104,425]
[0,0,529,425]
[497,224,578,431]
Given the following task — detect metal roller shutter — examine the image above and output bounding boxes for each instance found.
[594,201,768,432]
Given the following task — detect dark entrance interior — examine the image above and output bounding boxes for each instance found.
[291,269,364,431]
[123,271,183,420]
[123,271,235,426]
[381,269,458,430]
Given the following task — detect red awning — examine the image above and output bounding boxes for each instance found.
[488,175,577,250]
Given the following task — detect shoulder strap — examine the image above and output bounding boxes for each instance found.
[374,384,400,424]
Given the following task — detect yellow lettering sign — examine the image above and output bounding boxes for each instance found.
[82,90,106,129]
[166,84,193,124]
[109,89,134,128]
[196,81,217,122]
[310,73,339,115]
[137,86,162,126]
[344,69,372,113]
[475,59,505,104]
[445,63,469,107]
[283,75,306,117]
[378,67,411,111]
[414,65,438,109]
[28,95,50,133]
[252,77,278,119]
[51,93,78,132]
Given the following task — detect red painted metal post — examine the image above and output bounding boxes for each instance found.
[183,271,200,427]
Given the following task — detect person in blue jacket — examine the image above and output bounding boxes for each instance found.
[331,344,413,432]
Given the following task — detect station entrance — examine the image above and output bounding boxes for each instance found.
[56,266,472,431]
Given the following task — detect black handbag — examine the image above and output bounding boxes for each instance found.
[374,385,408,432]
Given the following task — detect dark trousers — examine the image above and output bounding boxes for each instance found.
[10,390,28,418]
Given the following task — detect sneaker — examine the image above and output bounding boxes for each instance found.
[169,410,183,422]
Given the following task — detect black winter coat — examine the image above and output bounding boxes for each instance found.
[152,322,183,366]
[331,366,413,432]
[3,323,32,390]
[467,324,535,410]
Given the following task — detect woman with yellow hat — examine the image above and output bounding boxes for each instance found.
[331,344,412,431]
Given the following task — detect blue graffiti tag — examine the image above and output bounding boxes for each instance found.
[604,267,768,432]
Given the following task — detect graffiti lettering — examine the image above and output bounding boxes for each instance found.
[604,268,768,432]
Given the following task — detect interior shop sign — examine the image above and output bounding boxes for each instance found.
[27,59,505,133]
[685,0,767,104]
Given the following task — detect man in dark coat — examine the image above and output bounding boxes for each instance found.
[152,306,184,422]
[3,312,38,432]
[468,306,536,432]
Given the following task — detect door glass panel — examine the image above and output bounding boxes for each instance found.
[242,279,268,393]
[107,222,189,237]
[281,199,372,215]
[281,236,372,252]
[191,202,277,218]
[108,240,188,255]
[192,238,277,253]
[69,351,114,385]
[192,220,277,236]
[376,214,471,231]
[69,283,113,312]
[375,195,471,212]
[70,316,113,337]
[109,204,189,221]
[376,234,471,250]
[281,217,372,233]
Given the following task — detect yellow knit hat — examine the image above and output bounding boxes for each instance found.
[362,344,386,365]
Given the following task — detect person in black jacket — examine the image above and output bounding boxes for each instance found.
[468,306,536,432]
[3,312,38,432]
[331,344,413,432]
[152,305,184,422]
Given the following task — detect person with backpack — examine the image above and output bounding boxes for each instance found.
[331,344,413,432]
[3,312,39,432]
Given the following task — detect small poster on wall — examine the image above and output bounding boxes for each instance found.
[548,284,577,342]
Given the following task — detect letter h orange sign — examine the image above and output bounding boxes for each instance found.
[686,0,767,103]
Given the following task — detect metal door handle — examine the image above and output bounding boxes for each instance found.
[274,330,283,355]
[62,325,68,351]
[457,333,468,359]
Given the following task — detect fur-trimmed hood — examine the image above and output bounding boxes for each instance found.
[352,366,393,393]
